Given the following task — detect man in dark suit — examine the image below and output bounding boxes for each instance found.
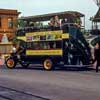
[61,18,69,33]
[92,42,100,72]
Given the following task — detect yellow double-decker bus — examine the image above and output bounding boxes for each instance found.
[5,11,92,70]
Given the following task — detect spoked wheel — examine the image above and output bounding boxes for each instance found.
[43,59,54,71]
[5,58,16,69]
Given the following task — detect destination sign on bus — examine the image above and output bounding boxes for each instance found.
[26,30,62,42]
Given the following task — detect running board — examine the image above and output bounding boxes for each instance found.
[64,65,91,67]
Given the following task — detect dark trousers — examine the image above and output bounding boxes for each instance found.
[96,61,100,72]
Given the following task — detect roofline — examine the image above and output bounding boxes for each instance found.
[0,8,21,15]
[19,11,84,22]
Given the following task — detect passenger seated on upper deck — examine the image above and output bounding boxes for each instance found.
[48,17,55,30]
[61,18,69,33]
[48,16,60,30]
[74,17,82,29]
[54,16,60,29]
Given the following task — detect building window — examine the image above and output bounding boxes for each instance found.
[8,18,13,28]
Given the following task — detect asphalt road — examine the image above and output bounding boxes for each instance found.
[0,65,100,100]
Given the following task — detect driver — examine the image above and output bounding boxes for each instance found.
[12,43,25,59]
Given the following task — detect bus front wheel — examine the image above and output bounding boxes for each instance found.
[43,59,53,70]
[5,58,16,69]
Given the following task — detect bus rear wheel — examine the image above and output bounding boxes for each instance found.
[43,59,53,70]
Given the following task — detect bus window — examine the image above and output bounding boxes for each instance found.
[49,41,62,49]
[26,41,62,50]
[26,42,33,49]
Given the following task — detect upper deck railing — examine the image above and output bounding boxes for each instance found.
[16,23,80,39]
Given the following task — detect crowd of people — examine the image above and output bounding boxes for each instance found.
[48,15,82,30]
[16,15,82,37]
[49,16,61,28]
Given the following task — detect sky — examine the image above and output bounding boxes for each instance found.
[0,0,99,29]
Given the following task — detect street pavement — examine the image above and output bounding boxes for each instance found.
[0,65,100,100]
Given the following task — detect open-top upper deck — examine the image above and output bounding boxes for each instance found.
[20,11,84,22]
[17,11,85,38]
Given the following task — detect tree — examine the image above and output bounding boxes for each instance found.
[13,19,27,28]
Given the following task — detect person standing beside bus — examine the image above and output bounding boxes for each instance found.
[92,42,100,72]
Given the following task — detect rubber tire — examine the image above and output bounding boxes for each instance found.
[43,59,54,71]
[5,58,16,69]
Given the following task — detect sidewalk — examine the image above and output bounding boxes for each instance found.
[0,58,4,66]
[0,54,9,66]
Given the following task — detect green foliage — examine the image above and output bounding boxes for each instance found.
[12,37,20,45]
[18,19,27,28]
[12,19,27,28]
